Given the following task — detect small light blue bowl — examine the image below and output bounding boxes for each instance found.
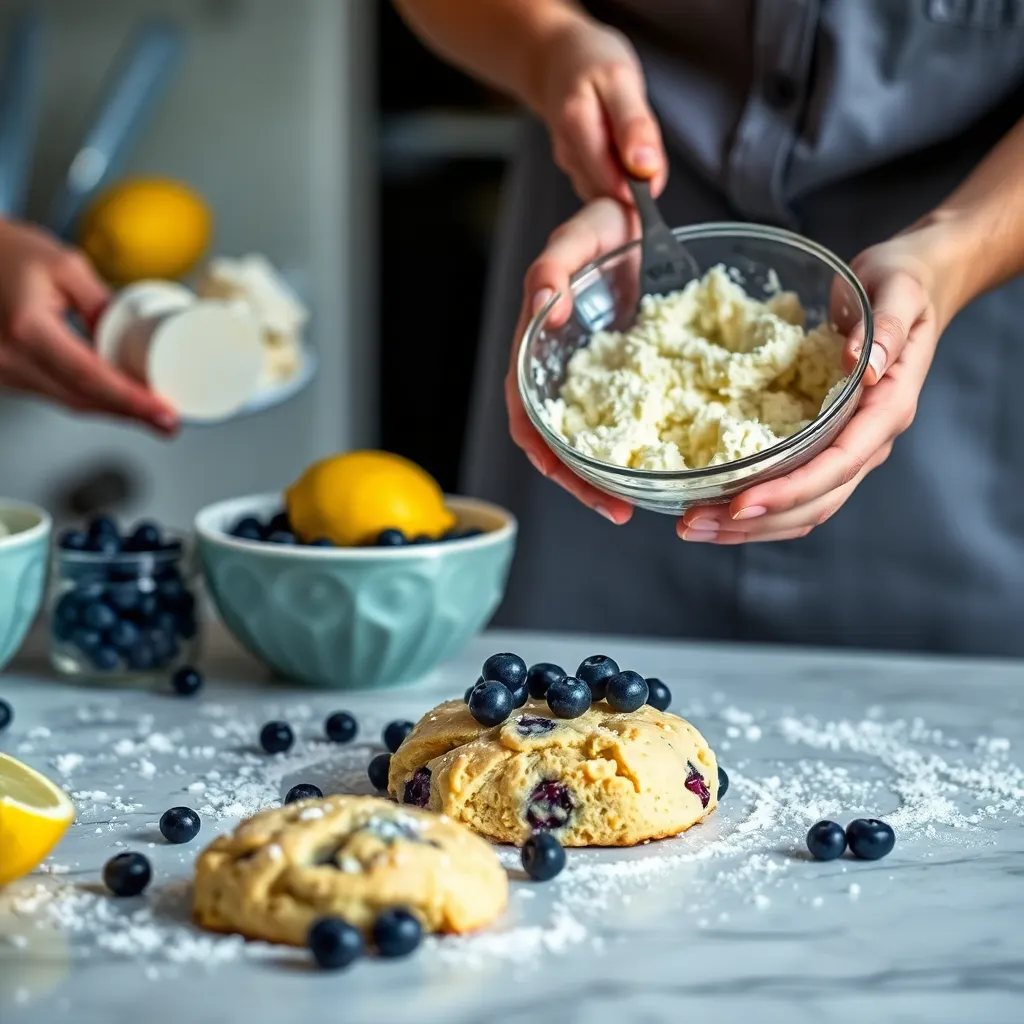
[0,500,52,671]
[195,493,517,690]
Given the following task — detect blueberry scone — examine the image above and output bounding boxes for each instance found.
[193,795,507,945]
[388,701,718,847]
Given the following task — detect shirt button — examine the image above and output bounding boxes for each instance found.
[764,73,798,110]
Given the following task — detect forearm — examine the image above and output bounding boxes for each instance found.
[392,0,585,109]
[921,115,1024,317]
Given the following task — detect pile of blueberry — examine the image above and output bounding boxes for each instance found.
[309,908,422,969]
[464,652,673,727]
[104,803,204,896]
[227,509,483,548]
[806,818,896,862]
[52,516,197,675]
[365,719,415,796]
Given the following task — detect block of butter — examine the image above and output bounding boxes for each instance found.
[196,254,307,386]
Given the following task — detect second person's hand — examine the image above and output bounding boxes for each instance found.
[0,219,178,435]
[530,14,668,202]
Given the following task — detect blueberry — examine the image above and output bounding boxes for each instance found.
[126,521,161,551]
[522,832,566,881]
[367,753,391,791]
[149,629,178,667]
[515,715,557,737]
[267,530,297,545]
[70,628,102,655]
[525,780,574,831]
[285,783,323,804]
[88,532,122,556]
[91,645,120,672]
[459,528,483,539]
[171,666,203,696]
[126,640,155,672]
[82,601,118,632]
[230,516,264,542]
[402,768,431,808]
[260,721,294,754]
[309,537,334,547]
[383,720,414,753]
[52,593,81,635]
[481,653,527,692]
[132,593,159,623]
[376,528,406,546]
[107,582,141,614]
[325,711,357,743]
[717,766,729,799]
[464,677,484,703]
[154,610,178,635]
[88,515,119,540]
[645,677,672,711]
[526,663,565,700]
[575,655,620,702]
[468,681,514,727]
[684,761,711,808]
[546,676,591,719]
[605,671,648,713]
[371,908,422,958]
[308,917,364,970]
[846,818,896,861]
[806,820,847,861]
[58,529,89,551]
[103,852,151,896]
[177,613,198,641]
[268,511,291,534]
[0,699,11,732]
[75,580,106,602]
[410,534,434,544]
[157,577,184,603]
[159,806,201,844]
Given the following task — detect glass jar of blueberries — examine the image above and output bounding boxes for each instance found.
[48,516,200,682]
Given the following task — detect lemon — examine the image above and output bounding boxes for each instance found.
[0,753,75,887]
[78,177,212,285]
[285,450,456,547]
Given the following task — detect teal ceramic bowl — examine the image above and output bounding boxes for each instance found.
[195,493,517,689]
[0,500,52,671]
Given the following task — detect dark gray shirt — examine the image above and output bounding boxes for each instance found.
[592,0,1024,223]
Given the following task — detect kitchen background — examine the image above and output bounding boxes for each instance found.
[0,0,516,526]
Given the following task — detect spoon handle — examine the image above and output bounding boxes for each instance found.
[626,176,667,235]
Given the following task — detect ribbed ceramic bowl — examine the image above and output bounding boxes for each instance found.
[195,493,517,690]
[0,500,52,671]
[517,223,873,514]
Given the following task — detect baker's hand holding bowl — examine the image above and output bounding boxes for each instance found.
[508,112,1024,544]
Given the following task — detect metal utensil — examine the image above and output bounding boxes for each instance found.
[626,175,700,300]
[47,19,184,238]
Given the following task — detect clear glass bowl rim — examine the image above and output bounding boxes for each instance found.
[54,528,190,567]
[517,221,874,482]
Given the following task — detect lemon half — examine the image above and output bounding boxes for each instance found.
[0,753,75,887]
[285,450,456,547]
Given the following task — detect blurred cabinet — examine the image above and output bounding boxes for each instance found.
[0,0,375,527]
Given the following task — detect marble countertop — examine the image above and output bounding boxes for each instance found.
[1,625,1022,1024]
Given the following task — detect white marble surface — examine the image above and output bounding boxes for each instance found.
[1,625,1022,1024]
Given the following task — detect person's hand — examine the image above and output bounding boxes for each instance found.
[530,16,667,202]
[505,198,638,524]
[678,225,953,544]
[0,219,177,434]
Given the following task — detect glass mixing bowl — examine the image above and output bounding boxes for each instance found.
[517,223,873,514]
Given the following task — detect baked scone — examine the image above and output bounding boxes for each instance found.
[193,795,507,945]
[388,699,718,847]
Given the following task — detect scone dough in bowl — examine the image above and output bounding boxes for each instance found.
[193,795,508,945]
[388,700,718,847]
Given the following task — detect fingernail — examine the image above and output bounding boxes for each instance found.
[531,288,554,315]
[527,451,547,477]
[682,529,718,543]
[630,146,658,172]
[688,517,719,531]
[733,505,766,521]
[155,412,177,431]
[868,343,887,380]
[595,505,619,524]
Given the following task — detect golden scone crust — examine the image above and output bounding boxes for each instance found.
[193,795,508,945]
[388,699,718,847]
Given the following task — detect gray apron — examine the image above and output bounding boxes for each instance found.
[462,0,1024,655]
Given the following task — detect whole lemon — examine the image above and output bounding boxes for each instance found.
[78,177,212,285]
[285,451,456,547]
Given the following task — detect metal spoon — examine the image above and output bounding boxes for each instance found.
[626,176,701,301]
